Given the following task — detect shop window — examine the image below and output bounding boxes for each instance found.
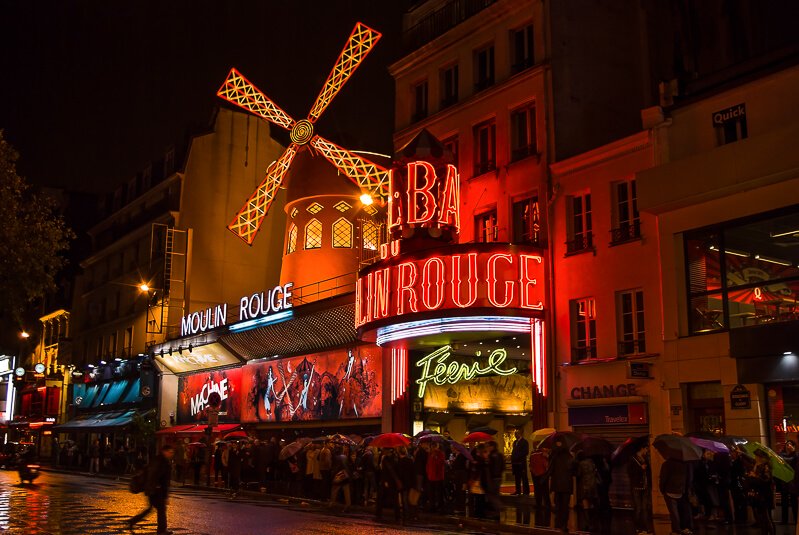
[475,210,498,243]
[474,44,495,91]
[685,208,799,334]
[611,180,641,245]
[570,297,597,361]
[286,224,297,254]
[46,387,61,416]
[362,220,379,251]
[566,193,593,255]
[412,79,428,122]
[512,196,542,246]
[617,289,645,355]
[687,382,725,435]
[473,119,496,175]
[510,103,536,162]
[304,219,322,249]
[332,218,353,248]
[511,24,534,73]
[443,135,459,168]
[440,64,459,109]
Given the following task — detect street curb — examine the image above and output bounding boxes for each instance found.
[39,467,574,534]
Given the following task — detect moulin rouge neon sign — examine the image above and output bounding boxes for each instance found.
[415,345,517,398]
[388,161,460,238]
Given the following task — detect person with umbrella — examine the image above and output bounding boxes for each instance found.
[328,444,352,512]
[628,442,652,535]
[530,446,551,509]
[729,445,750,525]
[426,441,446,512]
[747,449,776,535]
[376,448,403,523]
[779,440,798,524]
[548,438,576,532]
[227,441,243,499]
[659,456,693,535]
[510,427,530,496]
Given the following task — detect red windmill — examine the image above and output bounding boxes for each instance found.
[217,22,390,245]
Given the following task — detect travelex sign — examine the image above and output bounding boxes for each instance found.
[356,245,544,329]
[180,282,294,337]
[415,345,517,398]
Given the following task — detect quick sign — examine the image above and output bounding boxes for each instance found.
[712,103,746,126]
[180,282,294,337]
[415,345,517,398]
[154,342,243,374]
[356,244,544,329]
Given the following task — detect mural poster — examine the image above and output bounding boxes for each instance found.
[176,368,242,424]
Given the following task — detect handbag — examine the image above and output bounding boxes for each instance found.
[333,469,349,484]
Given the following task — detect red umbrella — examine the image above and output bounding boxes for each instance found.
[223,430,248,440]
[463,431,493,443]
[370,433,411,449]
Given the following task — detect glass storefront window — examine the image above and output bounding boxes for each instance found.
[685,207,799,334]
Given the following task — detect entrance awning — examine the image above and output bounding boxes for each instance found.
[157,423,241,435]
[155,424,196,435]
[53,409,141,431]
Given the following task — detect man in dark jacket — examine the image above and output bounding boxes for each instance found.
[548,441,575,532]
[129,444,174,535]
[511,428,530,496]
[659,457,693,535]
[628,445,652,535]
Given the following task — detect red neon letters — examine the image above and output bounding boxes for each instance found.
[356,248,544,328]
[389,162,460,238]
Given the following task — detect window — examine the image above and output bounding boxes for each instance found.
[412,80,428,122]
[566,193,593,254]
[443,135,459,168]
[473,119,496,175]
[107,331,117,357]
[611,180,641,244]
[474,44,495,91]
[123,327,133,358]
[286,224,297,254]
[713,103,748,146]
[475,210,498,243]
[96,336,104,359]
[618,290,645,355]
[512,197,542,246]
[304,219,322,249]
[685,208,799,334]
[440,64,459,108]
[362,220,379,251]
[511,24,534,73]
[334,201,352,213]
[306,202,323,214]
[510,103,536,161]
[570,298,597,361]
[332,218,353,248]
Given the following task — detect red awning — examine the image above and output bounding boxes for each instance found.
[176,423,241,435]
[155,424,196,435]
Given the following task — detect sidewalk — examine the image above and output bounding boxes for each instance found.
[41,466,799,535]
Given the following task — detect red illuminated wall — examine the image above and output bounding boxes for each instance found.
[240,346,382,423]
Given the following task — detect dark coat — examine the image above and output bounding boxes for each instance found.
[659,458,691,497]
[511,437,530,465]
[548,448,575,494]
[627,454,650,490]
[489,450,505,479]
[146,453,172,499]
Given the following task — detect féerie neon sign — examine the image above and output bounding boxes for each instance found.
[415,345,517,398]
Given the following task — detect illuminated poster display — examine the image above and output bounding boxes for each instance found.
[413,343,533,413]
[155,342,243,374]
[241,346,382,423]
[177,368,242,424]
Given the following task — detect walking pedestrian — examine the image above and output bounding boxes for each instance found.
[548,440,575,533]
[530,446,551,509]
[628,444,652,535]
[128,444,174,535]
[746,449,775,535]
[659,457,693,535]
[511,427,530,496]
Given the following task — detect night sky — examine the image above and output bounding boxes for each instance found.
[0,1,408,194]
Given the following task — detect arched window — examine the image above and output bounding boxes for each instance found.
[286,224,297,254]
[332,218,353,248]
[304,218,322,249]
[362,220,379,250]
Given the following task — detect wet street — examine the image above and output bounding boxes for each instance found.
[0,470,481,535]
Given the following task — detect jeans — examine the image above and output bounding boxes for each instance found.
[533,475,551,508]
[130,494,167,533]
[554,492,571,530]
[664,495,692,533]
[632,488,652,532]
[330,482,351,508]
[512,463,530,495]
[781,488,797,523]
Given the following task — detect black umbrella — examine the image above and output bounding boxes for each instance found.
[571,437,613,457]
[653,434,703,462]
[537,431,582,451]
[469,426,498,435]
[611,435,650,465]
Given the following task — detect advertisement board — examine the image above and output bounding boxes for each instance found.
[177,368,242,424]
[155,342,243,374]
[240,346,382,423]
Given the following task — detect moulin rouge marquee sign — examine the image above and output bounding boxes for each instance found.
[356,159,544,329]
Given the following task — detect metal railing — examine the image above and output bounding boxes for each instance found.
[566,233,594,255]
[402,0,497,52]
[610,220,641,245]
[571,345,598,362]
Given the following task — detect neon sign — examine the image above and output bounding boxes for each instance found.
[415,345,517,398]
[356,245,543,329]
[388,161,460,239]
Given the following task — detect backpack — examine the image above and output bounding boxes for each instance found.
[129,466,147,494]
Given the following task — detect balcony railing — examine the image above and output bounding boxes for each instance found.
[474,160,496,176]
[402,0,497,52]
[610,220,641,245]
[440,95,458,110]
[511,144,537,162]
[474,76,495,92]
[511,58,534,75]
[618,339,646,356]
[572,345,598,362]
[565,233,594,255]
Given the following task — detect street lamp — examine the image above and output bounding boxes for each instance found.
[19,331,30,339]
[359,193,374,206]
[138,283,150,293]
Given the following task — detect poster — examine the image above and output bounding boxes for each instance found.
[422,373,533,413]
[240,346,382,423]
[177,368,242,424]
